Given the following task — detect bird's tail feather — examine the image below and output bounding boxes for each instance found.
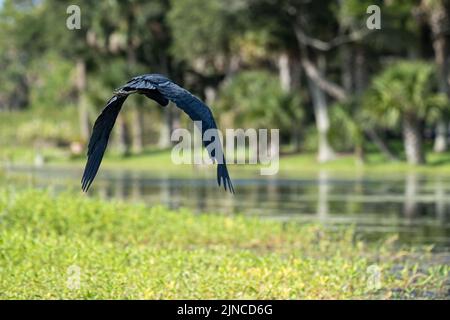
[217,159,234,194]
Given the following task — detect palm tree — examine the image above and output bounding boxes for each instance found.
[364,61,447,165]
[417,0,450,152]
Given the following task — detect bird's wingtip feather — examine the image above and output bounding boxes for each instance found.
[217,162,235,194]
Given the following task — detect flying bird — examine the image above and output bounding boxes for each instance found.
[81,74,234,193]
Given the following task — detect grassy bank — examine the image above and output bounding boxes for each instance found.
[6,145,450,179]
[4,107,450,177]
[0,190,448,299]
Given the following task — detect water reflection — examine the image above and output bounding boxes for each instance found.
[435,177,446,222]
[317,171,329,221]
[403,172,418,219]
[2,166,450,249]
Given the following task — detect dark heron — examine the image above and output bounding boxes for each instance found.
[81,74,234,193]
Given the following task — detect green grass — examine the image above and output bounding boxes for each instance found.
[5,107,450,177]
[6,144,450,180]
[4,107,450,177]
[0,189,448,299]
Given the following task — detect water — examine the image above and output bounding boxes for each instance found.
[2,166,450,250]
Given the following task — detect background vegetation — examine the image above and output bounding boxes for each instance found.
[1,0,450,168]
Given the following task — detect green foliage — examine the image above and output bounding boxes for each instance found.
[329,101,364,152]
[230,30,272,65]
[0,0,448,165]
[0,108,79,148]
[0,189,448,299]
[28,52,75,109]
[168,0,227,63]
[217,71,303,130]
[0,0,40,109]
[168,0,245,69]
[338,0,382,28]
[363,61,448,128]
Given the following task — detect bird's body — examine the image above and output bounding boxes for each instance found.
[81,74,234,193]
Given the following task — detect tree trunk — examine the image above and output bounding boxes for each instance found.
[340,44,353,93]
[126,9,144,154]
[429,6,450,152]
[278,52,291,92]
[277,52,301,92]
[317,170,329,220]
[157,52,173,149]
[75,58,90,141]
[354,143,364,164]
[434,120,448,153]
[292,125,301,152]
[116,114,130,156]
[354,46,368,97]
[158,108,172,149]
[278,52,301,152]
[402,112,425,165]
[366,128,399,161]
[131,105,144,153]
[9,76,29,111]
[307,76,335,162]
[204,86,217,106]
[306,54,335,163]
[435,177,446,221]
[403,172,419,218]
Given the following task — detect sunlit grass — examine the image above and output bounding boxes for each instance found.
[6,144,450,180]
[0,189,448,299]
[4,108,450,177]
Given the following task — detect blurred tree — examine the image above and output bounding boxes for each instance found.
[329,100,365,162]
[364,61,447,164]
[40,0,106,142]
[242,2,302,148]
[0,0,44,111]
[28,52,74,110]
[246,0,349,162]
[169,0,229,68]
[45,0,175,153]
[116,0,172,153]
[417,0,450,152]
[217,70,303,133]
[2,0,450,167]
[336,0,419,160]
[167,0,246,91]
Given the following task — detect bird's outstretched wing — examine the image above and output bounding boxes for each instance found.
[155,80,234,193]
[81,95,128,192]
[82,74,234,194]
